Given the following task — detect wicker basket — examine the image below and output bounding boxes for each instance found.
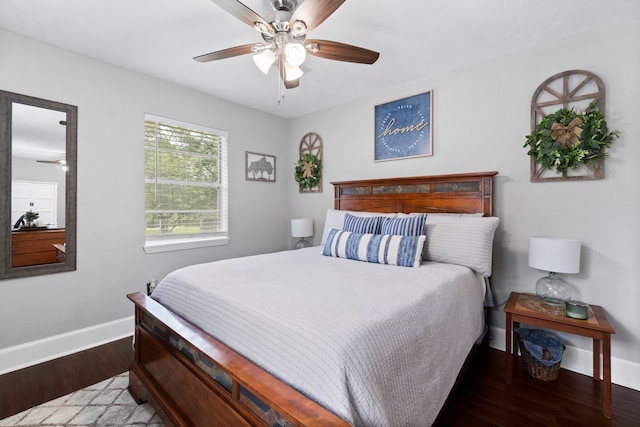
[518,338,564,381]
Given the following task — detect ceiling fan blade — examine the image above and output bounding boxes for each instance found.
[194,44,256,62]
[289,0,345,33]
[36,160,64,164]
[306,39,379,64]
[209,0,273,33]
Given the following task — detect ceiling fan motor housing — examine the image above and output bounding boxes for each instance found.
[270,0,297,12]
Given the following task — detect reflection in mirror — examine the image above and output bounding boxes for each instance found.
[0,90,77,280]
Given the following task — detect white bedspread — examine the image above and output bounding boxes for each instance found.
[151,247,485,426]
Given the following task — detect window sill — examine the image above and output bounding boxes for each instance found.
[144,236,230,254]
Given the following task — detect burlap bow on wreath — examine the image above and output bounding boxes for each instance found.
[550,117,583,148]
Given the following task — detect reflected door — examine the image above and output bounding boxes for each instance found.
[11,181,58,227]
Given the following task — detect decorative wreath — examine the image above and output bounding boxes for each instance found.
[294,153,322,190]
[524,102,619,177]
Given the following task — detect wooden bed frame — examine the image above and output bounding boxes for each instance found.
[127,171,498,427]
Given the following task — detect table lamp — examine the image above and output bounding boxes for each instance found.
[528,236,581,306]
[291,218,313,249]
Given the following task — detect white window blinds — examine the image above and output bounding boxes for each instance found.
[144,114,228,250]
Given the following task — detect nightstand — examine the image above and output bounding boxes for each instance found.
[504,292,615,419]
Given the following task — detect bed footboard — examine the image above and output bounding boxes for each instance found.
[127,292,349,427]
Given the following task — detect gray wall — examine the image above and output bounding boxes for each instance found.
[0,29,290,347]
[288,19,640,373]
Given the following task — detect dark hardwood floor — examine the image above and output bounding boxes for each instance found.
[1,336,639,426]
[435,341,640,427]
[0,337,133,420]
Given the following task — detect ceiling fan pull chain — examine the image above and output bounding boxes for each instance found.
[277,71,285,104]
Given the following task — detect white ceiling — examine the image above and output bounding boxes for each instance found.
[11,104,67,160]
[1,0,639,119]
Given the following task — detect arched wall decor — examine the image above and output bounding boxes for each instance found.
[298,132,323,193]
[530,70,606,182]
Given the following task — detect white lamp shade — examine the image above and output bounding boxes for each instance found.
[253,49,275,74]
[284,42,306,66]
[528,237,581,274]
[291,218,313,238]
[284,63,304,81]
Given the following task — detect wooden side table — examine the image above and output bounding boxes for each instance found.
[504,292,615,419]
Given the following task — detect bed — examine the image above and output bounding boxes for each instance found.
[127,171,499,426]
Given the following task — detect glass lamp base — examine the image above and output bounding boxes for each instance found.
[536,272,571,306]
[295,238,311,249]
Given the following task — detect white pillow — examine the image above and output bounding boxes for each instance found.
[424,216,500,277]
[320,209,397,247]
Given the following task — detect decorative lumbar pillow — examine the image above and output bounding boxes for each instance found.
[343,213,383,235]
[320,209,397,246]
[380,213,427,236]
[322,228,425,268]
[424,216,500,277]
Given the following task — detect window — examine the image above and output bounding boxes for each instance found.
[144,114,228,253]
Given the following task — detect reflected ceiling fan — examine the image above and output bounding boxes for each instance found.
[194,0,379,92]
[36,159,66,165]
[36,159,68,171]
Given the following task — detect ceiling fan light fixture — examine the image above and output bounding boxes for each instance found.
[253,22,273,35]
[284,63,304,81]
[253,49,276,74]
[284,42,306,67]
[305,42,319,54]
[291,20,307,36]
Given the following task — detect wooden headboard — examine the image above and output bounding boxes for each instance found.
[332,171,498,216]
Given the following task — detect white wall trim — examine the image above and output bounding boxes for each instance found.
[489,326,640,392]
[2,318,637,393]
[0,316,134,375]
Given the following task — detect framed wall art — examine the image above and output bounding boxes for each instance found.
[374,90,433,161]
[245,151,276,182]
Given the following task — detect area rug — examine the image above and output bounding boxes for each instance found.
[0,373,164,426]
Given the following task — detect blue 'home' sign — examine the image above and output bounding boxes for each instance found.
[375,91,432,161]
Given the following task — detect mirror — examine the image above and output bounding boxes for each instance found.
[0,90,77,279]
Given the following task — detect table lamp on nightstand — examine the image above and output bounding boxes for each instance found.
[528,236,581,306]
[291,218,313,249]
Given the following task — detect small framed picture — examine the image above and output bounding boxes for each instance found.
[245,151,276,182]
[374,90,433,161]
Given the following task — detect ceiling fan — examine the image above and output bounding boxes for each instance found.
[194,0,380,91]
[36,159,66,165]
[36,159,68,171]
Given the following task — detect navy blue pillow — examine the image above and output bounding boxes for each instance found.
[381,214,426,236]
[343,213,383,234]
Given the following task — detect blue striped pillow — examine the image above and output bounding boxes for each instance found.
[343,213,383,234]
[380,213,426,236]
[322,229,425,268]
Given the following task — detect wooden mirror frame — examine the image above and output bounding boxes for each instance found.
[0,90,77,280]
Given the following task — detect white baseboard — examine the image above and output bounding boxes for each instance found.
[489,326,640,392]
[0,316,134,375]
[2,319,637,393]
